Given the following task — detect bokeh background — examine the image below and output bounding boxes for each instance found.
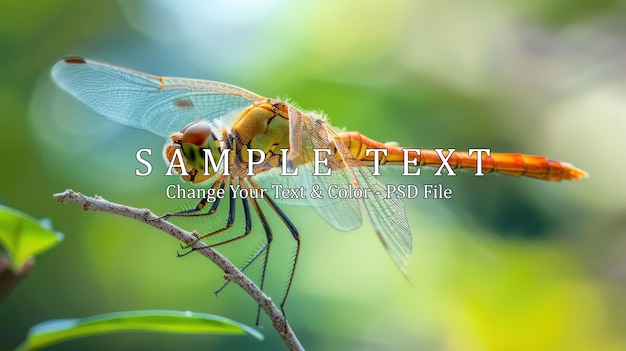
[1,0,624,350]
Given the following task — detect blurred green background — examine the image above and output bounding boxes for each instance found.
[1,0,624,350]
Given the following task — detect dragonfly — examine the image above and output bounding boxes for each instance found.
[51,56,588,320]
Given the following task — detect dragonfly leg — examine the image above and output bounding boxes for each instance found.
[177,178,242,255]
[159,176,226,220]
[204,195,252,248]
[249,196,273,325]
[213,194,273,325]
[262,193,300,330]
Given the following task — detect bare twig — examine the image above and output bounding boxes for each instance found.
[53,189,304,351]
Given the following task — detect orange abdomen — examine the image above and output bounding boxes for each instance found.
[340,131,588,181]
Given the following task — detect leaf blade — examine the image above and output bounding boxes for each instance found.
[17,310,263,351]
[0,205,64,270]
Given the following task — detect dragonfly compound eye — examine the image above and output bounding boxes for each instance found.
[181,121,222,174]
[182,121,213,147]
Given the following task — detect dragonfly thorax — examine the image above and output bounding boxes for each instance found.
[231,100,291,156]
[226,100,292,177]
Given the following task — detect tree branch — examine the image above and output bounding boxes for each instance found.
[53,189,304,351]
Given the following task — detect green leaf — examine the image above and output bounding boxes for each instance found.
[17,310,263,350]
[0,205,64,271]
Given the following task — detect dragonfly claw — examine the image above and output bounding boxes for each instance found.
[176,248,195,257]
[214,285,226,296]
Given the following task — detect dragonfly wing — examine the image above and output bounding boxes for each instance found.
[351,165,412,275]
[300,162,363,232]
[252,165,363,232]
[288,107,412,275]
[51,57,263,138]
[252,167,312,206]
[333,135,412,275]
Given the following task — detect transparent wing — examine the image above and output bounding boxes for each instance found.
[329,128,412,275]
[303,164,364,232]
[287,106,412,275]
[252,167,312,207]
[252,164,363,232]
[51,56,264,138]
[288,106,365,232]
[348,159,412,275]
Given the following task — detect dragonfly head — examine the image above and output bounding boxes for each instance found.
[164,121,223,184]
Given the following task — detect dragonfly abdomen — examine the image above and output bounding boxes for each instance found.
[339,131,587,181]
